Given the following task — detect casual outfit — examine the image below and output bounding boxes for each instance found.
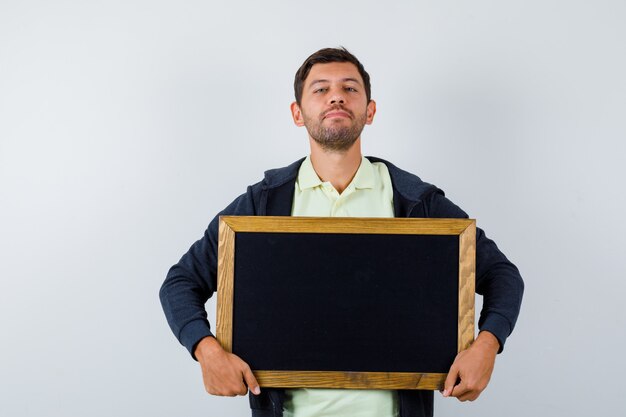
[160,156,524,417]
[285,156,397,417]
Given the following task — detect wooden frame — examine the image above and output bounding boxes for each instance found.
[216,216,475,390]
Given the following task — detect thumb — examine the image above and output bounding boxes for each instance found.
[242,363,261,395]
[442,365,459,397]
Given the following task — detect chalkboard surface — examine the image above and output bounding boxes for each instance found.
[233,232,458,373]
[216,216,476,390]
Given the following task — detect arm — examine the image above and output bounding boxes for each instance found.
[421,189,524,351]
[419,189,524,400]
[159,186,261,396]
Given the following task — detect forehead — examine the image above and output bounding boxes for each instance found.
[305,62,364,86]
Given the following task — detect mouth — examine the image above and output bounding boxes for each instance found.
[323,110,352,119]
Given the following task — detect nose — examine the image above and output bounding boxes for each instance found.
[329,89,345,105]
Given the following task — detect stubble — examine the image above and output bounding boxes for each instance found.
[302,107,367,152]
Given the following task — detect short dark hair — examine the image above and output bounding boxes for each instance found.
[294,47,371,106]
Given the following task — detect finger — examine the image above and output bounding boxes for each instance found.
[450,380,470,399]
[457,392,478,402]
[442,366,459,397]
[242,363,261,395]
[224,380,247,397]
[237,383,249,396]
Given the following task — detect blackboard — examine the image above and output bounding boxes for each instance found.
[216,216,475,390]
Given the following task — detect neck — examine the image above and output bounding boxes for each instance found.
[309,138,363,194]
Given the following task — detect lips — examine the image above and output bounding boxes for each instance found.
[323,109,352,119]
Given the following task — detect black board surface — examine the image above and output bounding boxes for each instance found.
[231,232,459,374]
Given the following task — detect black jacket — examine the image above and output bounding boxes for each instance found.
[160,156,524,417]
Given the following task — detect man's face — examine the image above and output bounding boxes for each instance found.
[291,62,376,152]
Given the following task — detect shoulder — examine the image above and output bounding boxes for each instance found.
[260,157,306,190]
[218,157,305,216]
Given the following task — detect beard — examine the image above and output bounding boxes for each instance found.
[302,107,367,152]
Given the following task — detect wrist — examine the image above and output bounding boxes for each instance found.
[474,331,500,353]
[194,336,222,359]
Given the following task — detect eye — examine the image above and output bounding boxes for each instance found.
[314,87,328,93]
[345,87,357,92]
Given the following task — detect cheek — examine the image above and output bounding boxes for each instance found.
[302,104,323,118]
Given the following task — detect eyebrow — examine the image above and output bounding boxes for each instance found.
[309,77,362,87]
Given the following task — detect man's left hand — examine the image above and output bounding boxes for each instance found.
[442,331,499,402]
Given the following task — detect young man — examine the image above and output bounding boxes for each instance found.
[160,47,524,417]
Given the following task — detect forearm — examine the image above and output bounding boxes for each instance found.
[160,264,214,358]
[422,189,524,351]
[160,218,221,357]
[474,229,524,352]
[160,188,260,357]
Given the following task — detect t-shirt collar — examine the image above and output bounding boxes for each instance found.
[297,155,375,191]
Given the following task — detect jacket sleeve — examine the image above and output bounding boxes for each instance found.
[159,186,257,359]
[418,188,524,353]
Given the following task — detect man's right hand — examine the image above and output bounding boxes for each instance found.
[194,336,261,397]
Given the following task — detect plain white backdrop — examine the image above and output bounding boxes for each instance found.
[1,1,625,416]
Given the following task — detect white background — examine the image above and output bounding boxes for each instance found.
[1,1,625,416]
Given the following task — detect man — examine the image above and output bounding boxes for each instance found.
[160,47,524,417]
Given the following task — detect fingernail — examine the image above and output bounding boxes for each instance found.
[442,389,449,397]
[253,387,261,395]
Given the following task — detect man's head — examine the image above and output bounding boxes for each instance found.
[293,47,371,107]
[291,47,376,152]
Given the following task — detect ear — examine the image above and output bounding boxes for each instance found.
[365,100,377,125]
[290,102,305,127]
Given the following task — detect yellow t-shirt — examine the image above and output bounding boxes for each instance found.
[284,155,398,417]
